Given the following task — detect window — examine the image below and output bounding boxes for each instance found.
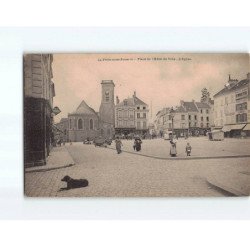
[194,122,197,127]
[129,110,134,118]
[181,115,185,120]
[118,111,122,118]
[194,115,197,120]
[236,102,247,111]
[124,110,128,118]
[189,115,191,120]
[78,119,83,129]
[69,119,72,129]
[105,91,109,102]
[189,122,191,127]
[201,117,203,121]
[143,121,146,129]
[201,123,203,128]
[236,113,247,123]
[200,109,203,113]
[206,109,209,114]
[206,117,209,121]
[90,119,93,130]
[137,121,141,129]
[137,113,140,118]
[143,113,146,118]
[207,123,209,127]
[143,107,146,110]
[137,106,140,110]
[124,100,128,106]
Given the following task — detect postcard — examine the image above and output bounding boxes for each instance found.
[24,53,250,197]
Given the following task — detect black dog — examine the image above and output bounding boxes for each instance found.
[61,175,89,190]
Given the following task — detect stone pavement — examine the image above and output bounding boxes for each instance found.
[24,141,250,197]
[25,145,75,173]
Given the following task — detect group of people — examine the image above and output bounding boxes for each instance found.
[115,136,142,154]
[115,136,192,157]
[169,139,192,157]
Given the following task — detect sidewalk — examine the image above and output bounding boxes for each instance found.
[25,146,75,173]
[207,169,250,196]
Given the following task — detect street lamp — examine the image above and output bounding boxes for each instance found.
[169,107,175,134]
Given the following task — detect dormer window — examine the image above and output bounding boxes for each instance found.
[137,107,140,110]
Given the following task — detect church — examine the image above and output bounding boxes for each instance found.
[67,80,115,141]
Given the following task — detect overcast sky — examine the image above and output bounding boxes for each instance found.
[52,53,249,123]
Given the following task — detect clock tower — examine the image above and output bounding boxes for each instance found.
[99,80,115,126]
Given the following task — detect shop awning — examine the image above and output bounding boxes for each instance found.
[222,125,231,132]
[243,124,250,131]
[230,124,246,130]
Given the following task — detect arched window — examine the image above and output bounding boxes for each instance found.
[78,119,83,130]
[90,119,93,130]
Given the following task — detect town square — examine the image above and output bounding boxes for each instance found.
[23,53,250,197]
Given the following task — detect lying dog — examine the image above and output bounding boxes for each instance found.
[61,175,89,190]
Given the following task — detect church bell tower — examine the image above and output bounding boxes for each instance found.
[99,80,115,125]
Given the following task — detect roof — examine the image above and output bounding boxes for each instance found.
[116,95,147,107]
[195,102,210,109]
[182,101,199,112]
[69,100,97,115]
[175,106,187,113]
[214,78,249,98]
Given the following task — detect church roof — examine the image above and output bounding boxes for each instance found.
[69,100,97,115]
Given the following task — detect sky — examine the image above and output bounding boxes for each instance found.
[52,53,249,123]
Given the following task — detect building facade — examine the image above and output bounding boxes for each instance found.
[54,118,69,142]
[115,92,149,136]
[213,73,250,137]
[24,54,55,167]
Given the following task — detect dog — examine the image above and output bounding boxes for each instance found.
[61,175,89,190]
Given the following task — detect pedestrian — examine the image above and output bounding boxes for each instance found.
[186,142,192,156]
[169,140,177,157]
[115,137,123,154]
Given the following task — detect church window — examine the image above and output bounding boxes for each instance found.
[90,119,94,130]
[105,91,109,102]
[78,119,83,130]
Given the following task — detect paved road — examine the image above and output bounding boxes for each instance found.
[25,139,250,197]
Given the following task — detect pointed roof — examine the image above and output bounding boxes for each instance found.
[70,100,97,115]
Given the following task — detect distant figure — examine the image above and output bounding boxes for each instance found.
[186,142,192,156]
[133,137,142,151]
[115,137,123,154]
[169,140,177,157]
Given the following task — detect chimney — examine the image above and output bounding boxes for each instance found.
[133,91,136,98]
[116,96,120,105]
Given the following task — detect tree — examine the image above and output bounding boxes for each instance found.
[200,88,210,103]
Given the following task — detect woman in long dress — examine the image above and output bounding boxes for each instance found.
[115,137,123,154]
[169,140,177,157]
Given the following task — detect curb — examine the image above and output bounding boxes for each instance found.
[107,147,250,161]
[25,163,75,173]
[206,178,248,197]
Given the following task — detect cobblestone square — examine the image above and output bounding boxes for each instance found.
[25,138,250,197]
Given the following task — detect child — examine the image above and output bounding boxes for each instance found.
[186,142,192,156]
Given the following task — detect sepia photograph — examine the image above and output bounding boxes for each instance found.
[24,53,250,197]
